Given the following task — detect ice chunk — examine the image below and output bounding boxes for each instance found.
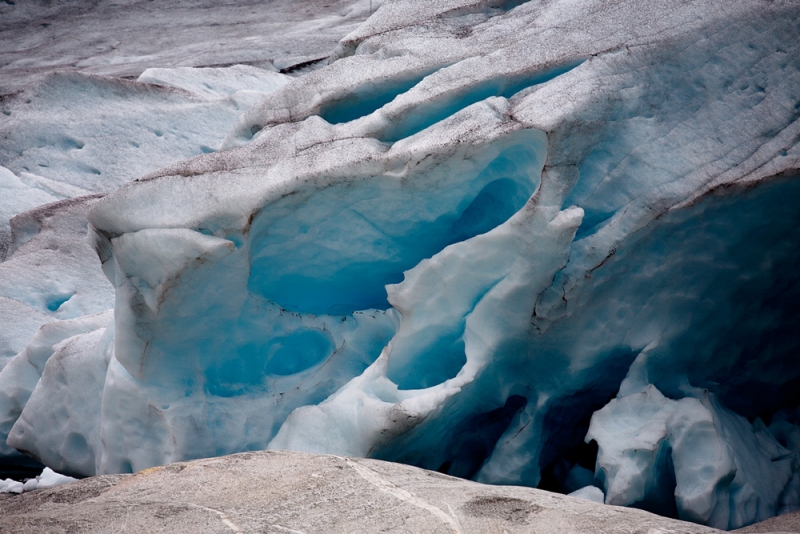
[21,467,76,491]
[587,384,796,530]
[0,467,75,494]
[0,477,23,494]
[0,311,112,461]
[569,486,605,504]
[9,323,113,477]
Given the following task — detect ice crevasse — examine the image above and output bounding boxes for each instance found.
[1,0,800,529]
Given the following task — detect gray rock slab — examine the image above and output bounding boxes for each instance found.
[734,511,800,533]
[0,449,725,533]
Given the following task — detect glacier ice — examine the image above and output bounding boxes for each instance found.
[0,64,295,382]
[0,0,383,93]
[5,313,113,476]
[0,61,294,476]
[0,193,114,423]
[588,383,797,529]
[1,0,800,529]
[0,69,291,195]
[0,166,60,260]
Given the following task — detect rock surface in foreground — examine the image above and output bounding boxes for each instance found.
[0,450,729,534]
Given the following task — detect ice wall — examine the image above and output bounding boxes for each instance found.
[1,0,800,529]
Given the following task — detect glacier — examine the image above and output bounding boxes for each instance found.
[1,0,800,529]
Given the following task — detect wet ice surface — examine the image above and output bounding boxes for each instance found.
[1,0,800,530]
